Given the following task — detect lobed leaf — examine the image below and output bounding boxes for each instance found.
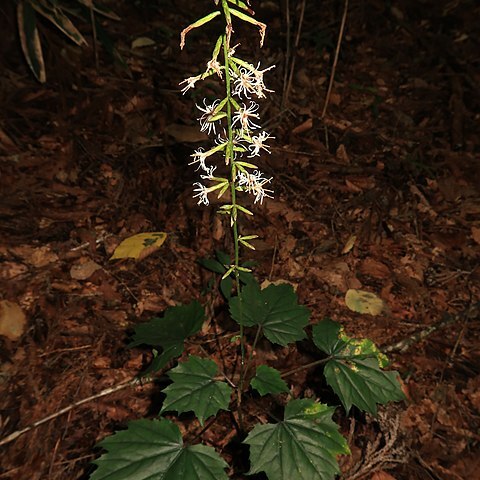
[244,398,349,480]
[161,356,232,425]
[229,281,309,346]
[129,302,205,373]
[251,365,289,396]
[91,418,228,479]
[312,319,405,414]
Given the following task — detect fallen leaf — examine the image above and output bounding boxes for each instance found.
[0,262,28,280]
[70,259,102,280]
[110,232,168,261]
[372,471,397,480]
[0,300,27,341]
[345,289,386,316]
[131,37,156,48]
[341,234,356,254]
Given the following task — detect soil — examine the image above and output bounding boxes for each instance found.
[0,0,479,479]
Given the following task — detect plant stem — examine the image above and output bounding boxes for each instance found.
[244,325,262,378]
[221,11,245,428]
[280,357,331,379]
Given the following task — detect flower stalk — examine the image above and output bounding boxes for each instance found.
[180,0,275,427]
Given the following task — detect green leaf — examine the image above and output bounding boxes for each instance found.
[244,399,350,480]
[161,356,232,425]
[129,302,204,373]
[229,281,309,346]
[198,257,226,274]
[251,365,289,396]
[91,418,228,480]
[220,276,233,299]
[312,319,405,414]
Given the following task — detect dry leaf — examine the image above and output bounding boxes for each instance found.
[345,289,386,316]
[110,232,168,261]
[70,259,102,280]
[0,300,27,341]
[341,234,357,254]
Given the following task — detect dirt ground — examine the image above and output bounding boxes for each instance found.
[0,0,479,479]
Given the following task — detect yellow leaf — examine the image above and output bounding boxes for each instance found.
[345,289,385,316]
[110,232,167,261]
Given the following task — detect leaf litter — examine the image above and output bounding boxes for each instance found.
[0,0,479,479]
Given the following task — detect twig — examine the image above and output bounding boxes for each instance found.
[281,0,291,107]
[384,302,479,354]
[321,0,349,119]
[0,378,142,447]
[1,302,477,448]
[284,0,307,106]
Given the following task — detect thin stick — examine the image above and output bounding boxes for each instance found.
[284,0,306,106]
[2,302,477,448]
[321,0,349,119]
[281,0,291,107]
[0,378,142,447]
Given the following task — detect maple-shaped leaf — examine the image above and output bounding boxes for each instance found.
[244,398,350,480]
[129,302,204,373]
[229,281,309,346]
[251,365,289,396]
[161,356,232,425]
[91,418,228,479]
[312,319,405,414]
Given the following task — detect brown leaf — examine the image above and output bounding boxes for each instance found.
[70,259,102,280]
[0,300,27,341]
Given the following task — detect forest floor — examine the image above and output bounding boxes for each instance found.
[0,0,479,479]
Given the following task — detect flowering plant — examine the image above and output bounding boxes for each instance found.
[89,2,405,479]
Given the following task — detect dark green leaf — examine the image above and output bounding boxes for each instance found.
[198,257,226,274]
[312,319,405,414]
[229,281,309,346]
[129,302,204,373]
[220,276,233,299]
[161,356,232,425]
[244,399,349,480]
[91,418,228,479]
[251,365,289,396]
[324,358,405,415]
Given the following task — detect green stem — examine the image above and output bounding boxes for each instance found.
[244,325,262,378]
[221,5,245,428]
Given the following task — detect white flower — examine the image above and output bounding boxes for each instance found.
[196,98,221,135]
[236,170,274,204]
[252,62,275,98]
[206,59,223,78]
[189,148,208,171]
[232,67,257,99]
[179,75,201,95]
[248,131,274,157]
[232,102,261,133]
[200,165,217,180]
[193,182,210,205]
